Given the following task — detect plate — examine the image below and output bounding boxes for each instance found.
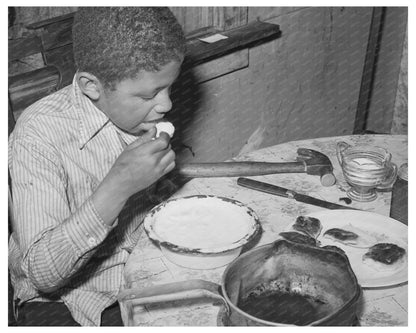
[306,210,408,288]
[143,195,262,269]
[144,195,261,254]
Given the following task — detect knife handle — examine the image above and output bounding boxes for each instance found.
[237,177,296,198]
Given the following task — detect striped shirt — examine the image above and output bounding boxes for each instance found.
[8,76,159,326]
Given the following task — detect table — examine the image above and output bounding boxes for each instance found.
[120,134,408,326]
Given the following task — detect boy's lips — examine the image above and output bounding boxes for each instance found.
[145,118,165,124]
[131,119,165,135]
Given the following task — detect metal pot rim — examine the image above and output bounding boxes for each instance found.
[220,239,362,326]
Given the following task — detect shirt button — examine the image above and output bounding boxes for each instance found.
[88,237,97,246]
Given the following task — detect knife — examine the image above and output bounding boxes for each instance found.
[237,177,358,210]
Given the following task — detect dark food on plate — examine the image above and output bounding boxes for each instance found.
[321,245,346,255]
[292,216,322,239]
[279,231,318,247]
[323,228,359,243]
[363,243,406,265]
[323,225,378,248]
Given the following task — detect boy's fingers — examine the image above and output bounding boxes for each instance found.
[161,150,176,174]
[157,132,171,144]
[140,126,157,142]
[138,122,157,133]
[145,132,171,152]
[127,129,172,156]
[163,160,176,174]
[128,127,157,148]
[160,148,176,164]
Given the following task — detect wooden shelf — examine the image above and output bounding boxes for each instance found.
[9,13,281,109]
[185,21,281,66]
[26,12,280,68]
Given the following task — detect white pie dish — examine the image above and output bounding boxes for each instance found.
[144,195,262,269]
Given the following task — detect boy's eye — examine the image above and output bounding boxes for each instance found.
[138,90,160,101]
[140,95,155,101]
[138,87,169,101]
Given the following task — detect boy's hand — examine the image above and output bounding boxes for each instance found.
[91,126,175,225]
[106,127,175,199]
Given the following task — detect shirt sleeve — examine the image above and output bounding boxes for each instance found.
[9,134,115,293]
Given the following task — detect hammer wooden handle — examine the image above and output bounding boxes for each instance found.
[320,170,337,187]
[176,162,305,178]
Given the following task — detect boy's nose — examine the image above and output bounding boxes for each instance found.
[155,89,172,114]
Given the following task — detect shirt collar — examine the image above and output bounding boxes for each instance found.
[71,75,111,149]
[114,128,139,147]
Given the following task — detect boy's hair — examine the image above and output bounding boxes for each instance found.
[73,7,186,89]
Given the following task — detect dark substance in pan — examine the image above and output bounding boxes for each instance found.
[279,231,318,247]
[238,289,328,325]
[321,245,346,255]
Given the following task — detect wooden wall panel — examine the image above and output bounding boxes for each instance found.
[170,7,213,34]
[8,36,42,61]
[171,7,374,163]
[214,7,248,30]
[170,7,248,35]
[365,7,407,134]
[191,49,249,83]
[248,7,304,21]
[390,27,407,134]
[251,7,372,145]
[9,7,405,166]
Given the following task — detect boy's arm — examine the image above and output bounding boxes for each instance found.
[10,129,174,293]
[10,137,117,293]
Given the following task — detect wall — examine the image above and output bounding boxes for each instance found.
[365,7,407,134]
[8,7,76,75]
[171,7,375,163]
[9,7,407,165]
[390,27,408,134]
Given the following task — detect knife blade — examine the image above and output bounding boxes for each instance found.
[237,177,358,210]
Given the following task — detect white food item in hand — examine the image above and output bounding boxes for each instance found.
[155,121,175,138]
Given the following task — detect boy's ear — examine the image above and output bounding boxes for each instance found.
[76,72,103,101]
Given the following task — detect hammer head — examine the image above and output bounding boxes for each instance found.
[296,148,336,186]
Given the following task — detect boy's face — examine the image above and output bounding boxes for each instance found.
[98,60,182,135]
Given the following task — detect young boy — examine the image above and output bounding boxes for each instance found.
[8,7,186,326]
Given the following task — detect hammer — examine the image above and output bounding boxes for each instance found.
[176,148,336,186]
